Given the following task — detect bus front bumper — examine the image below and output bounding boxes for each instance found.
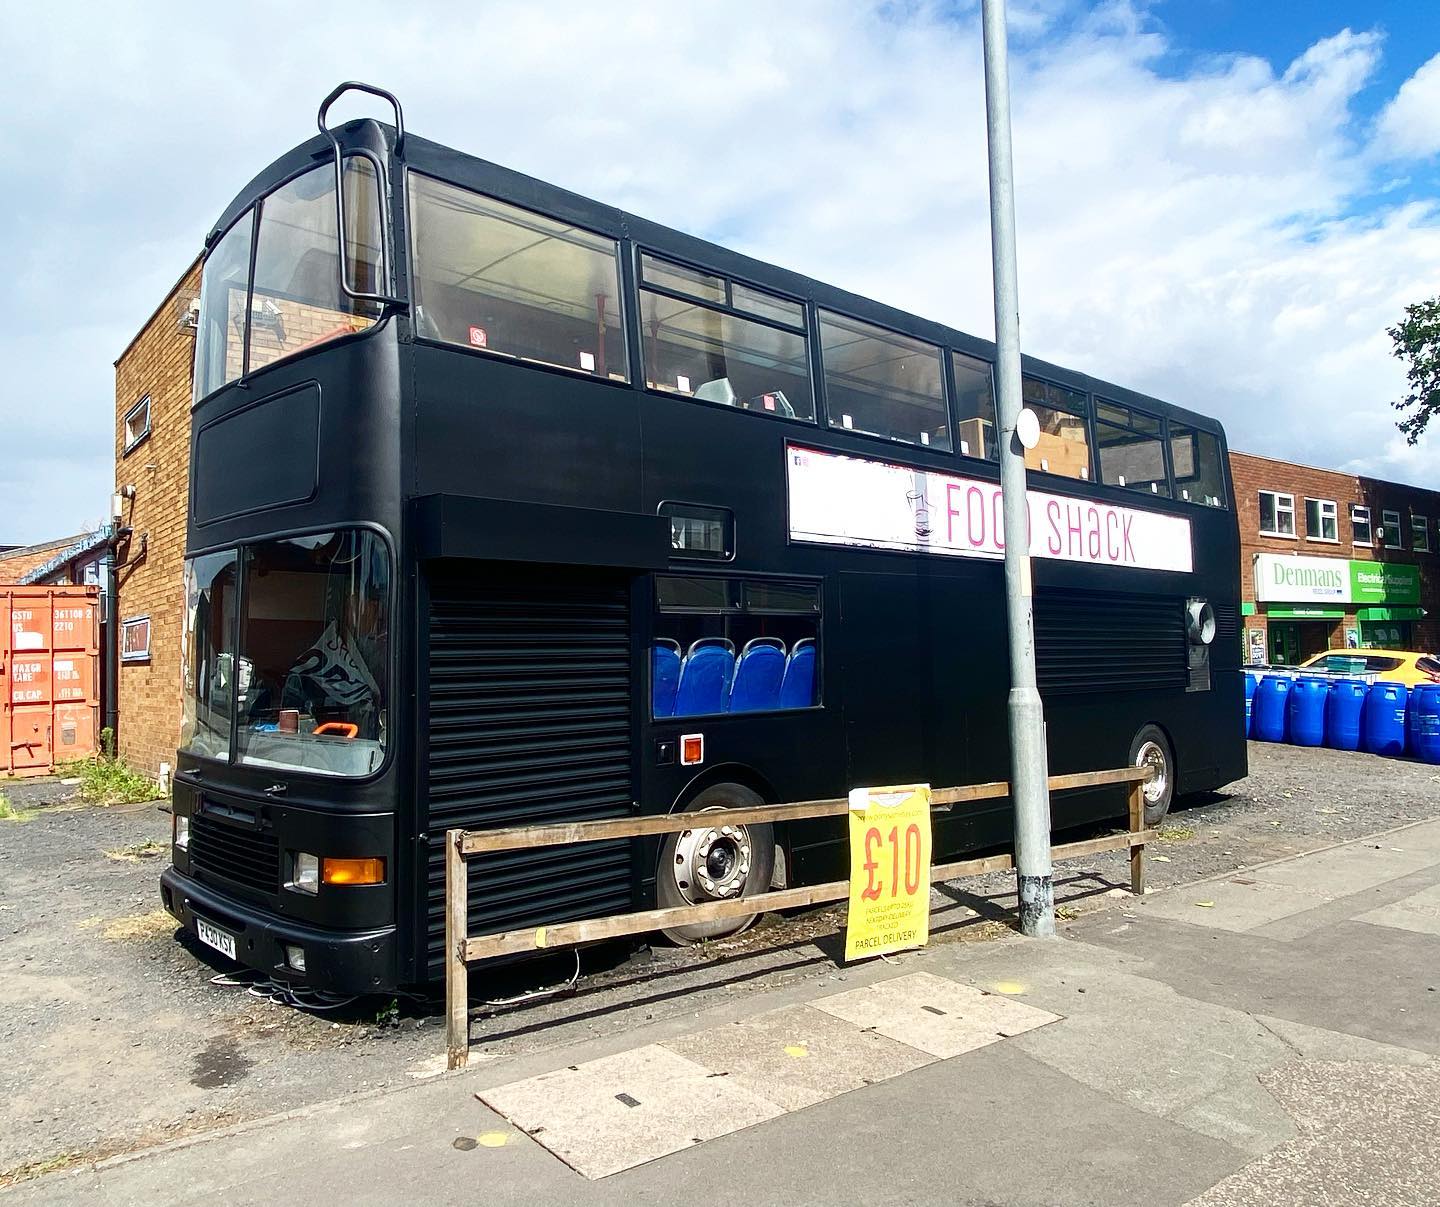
[161,867,398,995]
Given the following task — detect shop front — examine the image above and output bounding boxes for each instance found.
[1247,553,1423,664]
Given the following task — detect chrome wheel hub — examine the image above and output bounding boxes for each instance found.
[1136,740,1168,804]
[671,818,752,904]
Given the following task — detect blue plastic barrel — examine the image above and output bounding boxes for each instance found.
[1287,677,1329,747]
[1362,681,1409,757]
[1253,676,1292,742]
[1409,684,1440,765]
[1244,672,1258,737]
[1323,680,1367,751]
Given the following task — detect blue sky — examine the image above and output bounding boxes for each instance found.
[1,0,1438,545]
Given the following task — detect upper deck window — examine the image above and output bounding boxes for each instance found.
[248,162,383,374]
[640,254,813,420]
[819,312,949,450]
[193,214,254,400]
[1171,423,1227,508]
[192,161,383,404]
[952,352,997,460]
[1095,400,1168,496]
[1021,376,1090,481]
[409,174,627,381]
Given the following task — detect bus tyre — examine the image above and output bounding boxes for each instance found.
[1130,724,1174,827]
[657,783,776,945]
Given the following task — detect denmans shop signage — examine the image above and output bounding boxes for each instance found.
[1253,552,1421,606]
[787,446,1193,573]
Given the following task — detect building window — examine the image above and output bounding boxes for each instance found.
[1351,505,1372,546]
[122,396,152,455]
[1412,515,1431,553]
[1304,498,1338,542]
[120,616,152,663]
[1258,491,1295,537]
[1382,509,1403,549]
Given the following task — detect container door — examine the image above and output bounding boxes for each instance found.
[420,563,638,980]
[8,593,53,774]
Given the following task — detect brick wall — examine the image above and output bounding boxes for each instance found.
[1229,450,1440,659]
[113,259,202,775]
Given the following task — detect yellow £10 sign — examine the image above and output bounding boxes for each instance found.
[844,784,932,962]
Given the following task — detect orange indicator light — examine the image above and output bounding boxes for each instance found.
[322,857,386,886]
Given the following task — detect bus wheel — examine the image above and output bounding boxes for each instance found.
[1129,725,1174,827]
[657,783,776,944]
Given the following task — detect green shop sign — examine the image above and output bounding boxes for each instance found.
[1254,552,1421,606]
[1347,560,1420,606]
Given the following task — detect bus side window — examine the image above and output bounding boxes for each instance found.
[408,173,628,382]
[652,576,820,717]
[819,311,949,451]
[1171,424,1227,508]
[639,254,814,421]
[1021,376,1091,481]
[952,351,998,461]
[1095,401,1169,496]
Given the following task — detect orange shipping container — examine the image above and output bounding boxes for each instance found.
[2,586,101,776]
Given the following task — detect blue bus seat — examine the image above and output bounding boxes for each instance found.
[778,638,816,709]
[674,638,736,716]
[651,640,682,717]
[728,637,787,713]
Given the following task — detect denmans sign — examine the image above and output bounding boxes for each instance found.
[1254,553,1421,606]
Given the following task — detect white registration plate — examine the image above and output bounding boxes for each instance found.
[195,917,237,961]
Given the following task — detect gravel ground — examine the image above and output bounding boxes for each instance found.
[2,740,1437,1185]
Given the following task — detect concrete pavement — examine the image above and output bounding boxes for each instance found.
[8,819,1439,1206]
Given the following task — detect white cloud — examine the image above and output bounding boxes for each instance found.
[1376,51,1440,160]
[0,1,1438,544]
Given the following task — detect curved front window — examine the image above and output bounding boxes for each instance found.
[180,531,390,778]
[193,160,384,403]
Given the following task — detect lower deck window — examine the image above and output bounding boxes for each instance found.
[652,576,819,717]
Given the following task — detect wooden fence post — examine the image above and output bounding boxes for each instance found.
[446,828,469,1069]
[1127,782,1146,896]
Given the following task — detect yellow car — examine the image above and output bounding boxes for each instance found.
[1298,649,1440,688]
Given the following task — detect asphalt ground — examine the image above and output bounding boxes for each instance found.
[2,739,1437,1187]
[8,815,1439,1206]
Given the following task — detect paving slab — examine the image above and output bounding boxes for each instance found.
[661,1003,934,1111]
[1247,840,1437,899]
[478,1043,783,1178]
[1138,876,1331,933]
[810,970,1060,1058]
[1354,882,1440,937]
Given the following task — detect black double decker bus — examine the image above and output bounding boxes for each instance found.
[162,84,1244,994]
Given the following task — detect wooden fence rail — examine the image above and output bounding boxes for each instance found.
[446,765,1153,1068]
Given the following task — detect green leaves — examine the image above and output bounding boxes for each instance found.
[1389,296,1440,445]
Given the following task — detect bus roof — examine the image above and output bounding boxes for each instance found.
[205,120,1227,442]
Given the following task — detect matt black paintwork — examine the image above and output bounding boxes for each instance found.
[170,117,1246,991]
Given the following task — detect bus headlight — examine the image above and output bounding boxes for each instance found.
[173,814,190,851]
[288,852,320,894]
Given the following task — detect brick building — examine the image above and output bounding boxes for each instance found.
[1230,450,1440,666]
[0,534,93,584]
[111,257,202,776]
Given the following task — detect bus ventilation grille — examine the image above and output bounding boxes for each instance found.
[423,567,636,979]
[1033,588,1188,695]
[189,814,281,896]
